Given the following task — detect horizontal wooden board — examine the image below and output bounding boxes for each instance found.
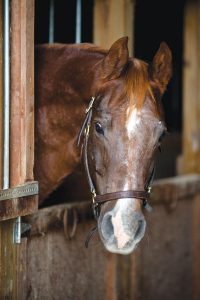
[0,195,38,221]
[26,174,200,236]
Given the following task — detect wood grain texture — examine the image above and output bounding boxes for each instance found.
[10,0,35,187]
[0,219,18,300]
[0,195,38,221]
[0,221,27,300]
[182,0,200,173]
[93,0,134,55]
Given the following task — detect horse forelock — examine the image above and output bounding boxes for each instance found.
[124,58,155,112]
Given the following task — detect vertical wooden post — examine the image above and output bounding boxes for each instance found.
[93,0,135,55]
[183,2,200,299]
[10,0,35,186]
[0,0,35,299]
[182,0,200,173]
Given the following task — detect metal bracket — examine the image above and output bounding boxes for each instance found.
[13,216,21,244]
[0,181,39,201]
[13,218,32,244]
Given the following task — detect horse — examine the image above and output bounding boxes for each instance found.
[35,37,172,254]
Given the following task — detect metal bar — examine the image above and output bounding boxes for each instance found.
[3,0,10,190]
[75,0,82,43]
[0,181,39,201]
[13,216,21,244]
[49,0,55,43]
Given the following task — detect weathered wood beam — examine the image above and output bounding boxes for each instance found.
[0,195,38,221]
[93,0,134,55]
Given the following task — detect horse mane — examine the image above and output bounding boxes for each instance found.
[124,58,154,109]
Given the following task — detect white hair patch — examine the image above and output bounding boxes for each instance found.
[126,106,141,139]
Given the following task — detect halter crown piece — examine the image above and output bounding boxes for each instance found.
[78,97,153,220]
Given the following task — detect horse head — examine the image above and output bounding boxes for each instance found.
[81,37,172,254]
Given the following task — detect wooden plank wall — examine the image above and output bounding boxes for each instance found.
[93,0,134,55]
[25,175,200,300]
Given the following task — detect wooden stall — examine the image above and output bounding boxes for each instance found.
[24,174,200,300]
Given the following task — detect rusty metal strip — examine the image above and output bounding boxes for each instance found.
[0,181,38,201]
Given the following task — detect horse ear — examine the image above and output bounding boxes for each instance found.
[150,42,172,93]
[101,37,129,80]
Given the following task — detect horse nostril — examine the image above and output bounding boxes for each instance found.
[101,213,114,240]
[134,219,146,242]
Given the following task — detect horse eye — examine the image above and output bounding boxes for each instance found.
[95,122,104,135]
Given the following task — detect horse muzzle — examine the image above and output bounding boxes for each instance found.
[98,198,146,254]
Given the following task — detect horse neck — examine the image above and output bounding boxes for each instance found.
[63,45,105,105]
[35,44,106,203]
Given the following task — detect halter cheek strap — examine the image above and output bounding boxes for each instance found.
[78,97,153,219]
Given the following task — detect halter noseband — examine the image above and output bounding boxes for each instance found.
[78,97,153,219]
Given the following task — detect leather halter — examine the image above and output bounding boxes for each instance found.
[78,97,153,219]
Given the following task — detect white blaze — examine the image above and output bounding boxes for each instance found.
[126,106,141,139]
[108,106,143,250]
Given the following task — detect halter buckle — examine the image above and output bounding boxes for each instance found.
[91,189,99,219]
[91,189,96,203]
[147,186,152,194]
